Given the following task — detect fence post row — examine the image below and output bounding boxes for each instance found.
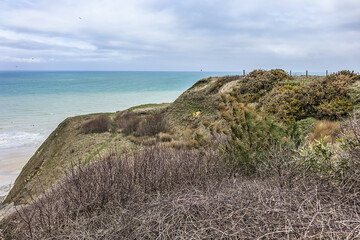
[240,70,358,76]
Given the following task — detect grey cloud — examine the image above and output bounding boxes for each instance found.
[0,0,359,71]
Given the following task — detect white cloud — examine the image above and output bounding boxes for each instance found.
[0,56,45,63]
[0,29,96,50]
[0,0,359,70]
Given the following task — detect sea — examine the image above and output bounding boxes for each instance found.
[0,71,239,188]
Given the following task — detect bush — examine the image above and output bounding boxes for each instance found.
[220,92,288,175]
[4,145,360,239]
[116,112,167,137]
[135,113,167,137]
[80,115,110,134]
[260,84,308,123]
[115,112,141,135]
[297,139,336,182]
[260,71,360,122]
[2,146,229,239]
[238,69,292,102]
[338,113,360,191]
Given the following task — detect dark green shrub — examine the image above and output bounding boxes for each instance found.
[260,71,360,122]
[220,92,287,175]
[238,69,292,102]
[260,84,309,123]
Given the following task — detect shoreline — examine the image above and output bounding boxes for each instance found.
[0,147,36,187]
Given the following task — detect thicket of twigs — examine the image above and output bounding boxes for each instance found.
[2,115,360,239]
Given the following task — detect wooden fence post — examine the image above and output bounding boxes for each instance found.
[243,70,245,76]
[306,70,308,77]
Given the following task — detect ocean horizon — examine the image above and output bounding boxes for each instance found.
[0,71,242,187]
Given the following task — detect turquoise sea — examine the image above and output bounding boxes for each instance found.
[0,71,238,186]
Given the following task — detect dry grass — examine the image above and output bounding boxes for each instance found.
[311,120,340,143]
[157,133,172,142]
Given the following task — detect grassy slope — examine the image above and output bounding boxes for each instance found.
[3,104,168,204]
[4,76,243,204]
[4,74,235,204]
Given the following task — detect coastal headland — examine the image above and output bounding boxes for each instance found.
[2,69,360,239]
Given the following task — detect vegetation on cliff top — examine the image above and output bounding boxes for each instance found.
[2,69,360,239]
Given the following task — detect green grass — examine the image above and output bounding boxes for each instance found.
[84,132,117,164]
[127,103,170,112]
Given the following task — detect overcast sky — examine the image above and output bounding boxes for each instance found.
[0,0,359,71]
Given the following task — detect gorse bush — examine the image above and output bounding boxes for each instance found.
[260,84,308,123]
[260,71,360,122]
[219,91,288,175]
[238,69,292,102]
[80,115,110,134]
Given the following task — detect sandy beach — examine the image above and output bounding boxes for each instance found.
[0,147,35,186]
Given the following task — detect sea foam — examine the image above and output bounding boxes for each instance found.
[0,132,43,149]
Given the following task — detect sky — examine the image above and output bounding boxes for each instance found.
[0,0,359,71]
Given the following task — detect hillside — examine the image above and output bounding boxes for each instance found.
[4,70,360,204]
[3,74,247,204]
[2,70,360,239]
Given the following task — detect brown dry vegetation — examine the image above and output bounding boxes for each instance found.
[2,114,360,239]
[311,120,340,143]
[80,114,111,134]
[115,112,167,137]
